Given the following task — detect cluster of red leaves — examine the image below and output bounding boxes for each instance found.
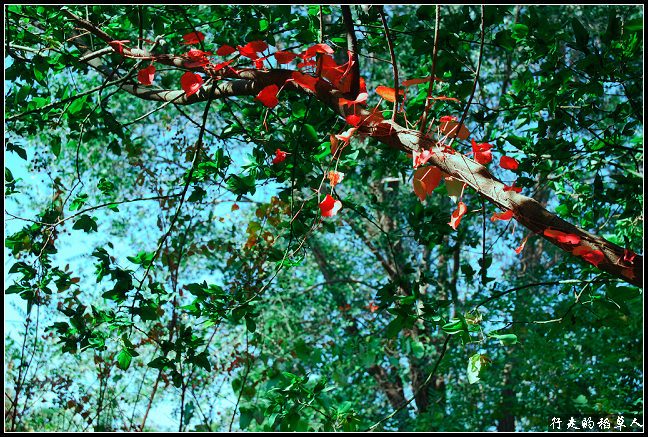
[542,228,605,267]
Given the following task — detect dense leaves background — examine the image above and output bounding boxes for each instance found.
[4,5,643,432]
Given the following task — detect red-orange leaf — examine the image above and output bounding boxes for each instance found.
[449,201,468,230]
[339,92,369,107]
[581,250,604,267]
[490,210,514,221]
[514,234,531,254]
[330,134,340,156]
[375,85,403,103]
[413,166,442,201]
[255,84,279,107]
[180,72,203,96]
[402,78,431,87]
[328,170,344,187]
[335,127,357,143]
[439,117,470,140]
[572,245,592,256]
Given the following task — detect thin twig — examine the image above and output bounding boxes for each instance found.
[420,5,441,133]
[378,7,399,122]
[448,5,485,150]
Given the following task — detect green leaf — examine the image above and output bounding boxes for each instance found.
[6,142,27,160]
[492,333,518,346]
[467,353,484,384]
[116,348,133,370]
[68,95,87,115]
[571,18,589,50]
[511,23,529,40]
[72,214,98,233]
[69,194,88,211]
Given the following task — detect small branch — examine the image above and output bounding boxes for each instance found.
[448,5,485,149]
[340,6,360,97]
[377,6,399,122]
[420,5,441,133]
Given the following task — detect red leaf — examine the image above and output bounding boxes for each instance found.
[216,45,236,56]
[274,51,297,64]
[180,71,203,96]
[301,43,334,59]
[319,194,342,217]
[335,127,357,143]
[255,84,279,107]
[623,249,637,263]
[182,31,205,44]
[581,250,604,267]
[558,233,581,245]
[375,85,404,103]
[108,40,130,55]
[137,64,155,86]
[503,182,522,193]
[271,149,286,164]
[499,156,519,170]
[490,210,514,221]
[514,234,531,254]
[247,40,268,53]
[328,170,344,187]
[448,201,468,230]
[345,114,362,126]
[572,245,592,256]
[339,92,369,107]
[439,115,458,122]
[471,139,493,164]
[291,71,319,93]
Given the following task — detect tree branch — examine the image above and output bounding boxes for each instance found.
[58,12,642,287]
